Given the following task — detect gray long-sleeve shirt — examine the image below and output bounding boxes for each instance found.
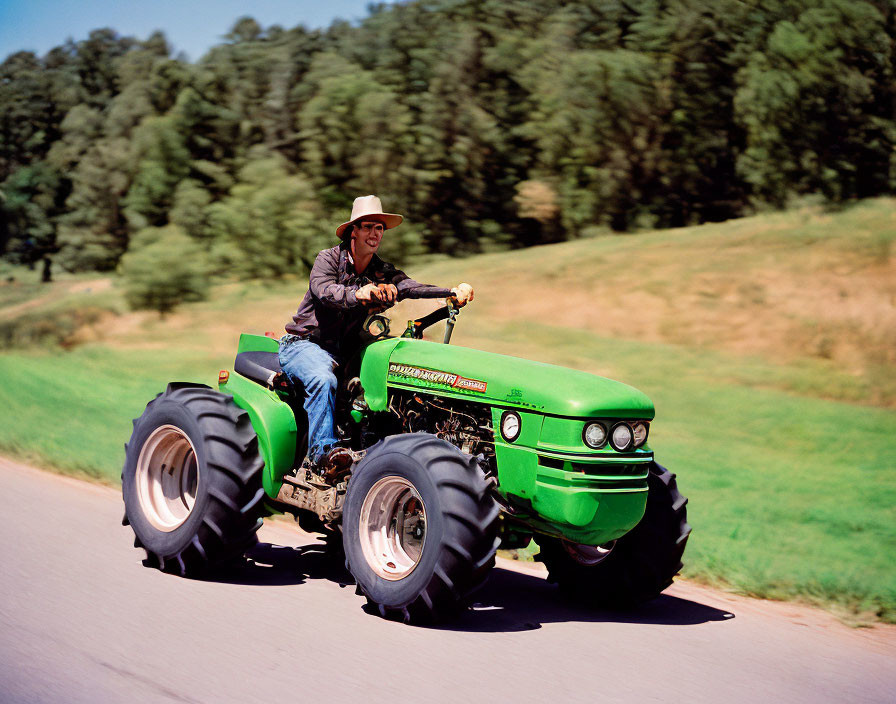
[284,243,451,357]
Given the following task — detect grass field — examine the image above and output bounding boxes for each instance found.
[1,199,894,622]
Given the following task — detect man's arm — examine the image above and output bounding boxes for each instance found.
[396,280,454,299]
[310,249,392,308]
[387,269,473,306]
[384,267,452,300]
[309,249,361,308]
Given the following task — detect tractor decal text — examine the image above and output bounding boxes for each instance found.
[388,363,487,393]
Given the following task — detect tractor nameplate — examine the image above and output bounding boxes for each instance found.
[388,363,487,393]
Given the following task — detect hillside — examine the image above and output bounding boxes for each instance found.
[8,198,892,403]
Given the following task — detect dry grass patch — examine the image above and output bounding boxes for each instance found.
[408,198,896,405]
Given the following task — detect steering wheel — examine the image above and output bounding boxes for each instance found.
[361,313,391,341]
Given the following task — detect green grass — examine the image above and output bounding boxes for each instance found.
[0,346,229,481]
[0,199,894,622]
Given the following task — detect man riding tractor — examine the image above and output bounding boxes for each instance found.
[122,196,689,623]
[278,195,474,480]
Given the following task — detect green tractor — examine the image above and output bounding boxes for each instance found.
[122,298,690,623]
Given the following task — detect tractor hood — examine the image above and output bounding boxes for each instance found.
[360,338,654,419]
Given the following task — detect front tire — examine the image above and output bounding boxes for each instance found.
[343,434,500,623]
[122,383,266,575]
[535,461,691,605]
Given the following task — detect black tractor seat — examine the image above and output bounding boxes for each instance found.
[233,351,297,393]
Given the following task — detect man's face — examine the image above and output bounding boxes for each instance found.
[351,220,385,254]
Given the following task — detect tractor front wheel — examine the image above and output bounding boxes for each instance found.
[535,461,691,606]
[343,433,500,623]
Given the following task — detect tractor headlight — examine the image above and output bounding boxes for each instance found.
[501,411,521,443]
[582,422,608,449]
[632,421,649,448]
[610,423,633,451]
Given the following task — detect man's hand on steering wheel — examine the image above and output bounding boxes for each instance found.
[376,283,398,304]
[356,282,397,310]
[449,282,474,308]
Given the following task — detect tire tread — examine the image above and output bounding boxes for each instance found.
[122,383,266,576]
[344,433,499,624]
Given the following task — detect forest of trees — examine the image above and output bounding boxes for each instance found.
[1,0,894,285]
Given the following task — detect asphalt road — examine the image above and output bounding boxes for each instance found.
[1,456,894,704]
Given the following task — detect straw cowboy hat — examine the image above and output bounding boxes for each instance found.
[335,195,403,239]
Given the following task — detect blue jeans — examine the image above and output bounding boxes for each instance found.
[278,338,340,464]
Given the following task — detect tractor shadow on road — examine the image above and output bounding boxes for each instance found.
[199,540,351,588]
[202,540,735,632]
[444,567,736,633]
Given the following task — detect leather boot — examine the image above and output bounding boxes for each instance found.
[318,446,355,483]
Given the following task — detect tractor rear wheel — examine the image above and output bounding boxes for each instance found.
[535,461,690,605]
[343,433,500,623]
[122,383,266,575]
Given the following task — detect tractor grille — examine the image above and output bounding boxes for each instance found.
[538,455,649,478]
[572,462,645,476]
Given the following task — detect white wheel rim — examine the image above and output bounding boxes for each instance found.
[563,540,617,566]
[135,424,199,532]
[358,476,427,581]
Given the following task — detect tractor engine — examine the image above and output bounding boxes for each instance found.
[386,391,497,476]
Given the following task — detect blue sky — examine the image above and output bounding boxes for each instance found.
[0,0,393,62]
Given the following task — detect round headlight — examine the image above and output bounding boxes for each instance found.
[632,421,649,447]
[610,423,633,451]
[583,422,608,449]
[501,411,521,442]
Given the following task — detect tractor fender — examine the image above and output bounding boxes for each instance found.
[219,371,297,499]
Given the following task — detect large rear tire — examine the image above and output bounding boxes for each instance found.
[535,461,691,605]
[122,383,266,575]
[343,433,500,623]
